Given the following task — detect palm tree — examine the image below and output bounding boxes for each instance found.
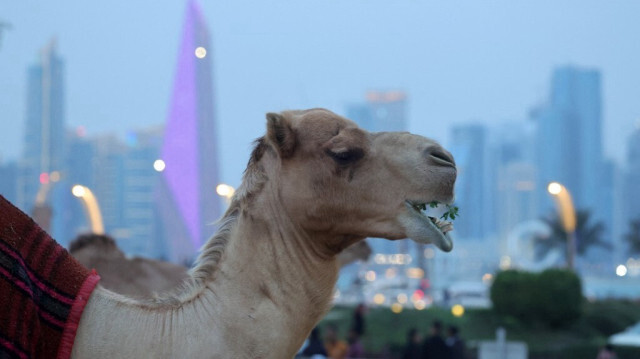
[625,219,640,256]
[534,210,611,262]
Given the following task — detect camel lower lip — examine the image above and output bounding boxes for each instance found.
[399,202,453,252]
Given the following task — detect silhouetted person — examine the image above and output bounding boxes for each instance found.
[596,344,617,359]
[324,325,348,359]
[445,326,466,359]
[302,327,328,358]
[402,328,422,359]
[351,303,366,337]
[421,320,450,359]
[346,329,364,358]
[443,289,451,306]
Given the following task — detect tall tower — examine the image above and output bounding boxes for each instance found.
[625,126,640,227]
[156,0,221,262]
[449,124,488,240]
[18,39,65,213]
[533,66,604,220]
[347,91,407,133]
[492,123,537,240]
[347,91,407,255]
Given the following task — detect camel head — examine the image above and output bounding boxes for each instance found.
[244,108,457,255]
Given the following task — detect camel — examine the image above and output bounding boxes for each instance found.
[68,234,370,297]
[69,108,457,358]
[68,234,189,297]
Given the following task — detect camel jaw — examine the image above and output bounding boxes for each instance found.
[399,201,454,252]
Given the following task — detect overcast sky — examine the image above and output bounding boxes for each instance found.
[1,1,639,187]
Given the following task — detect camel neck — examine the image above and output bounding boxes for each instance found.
[72,199,340,358]
[204,206,339,355]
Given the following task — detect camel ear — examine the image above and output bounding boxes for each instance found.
[266,112,296,158]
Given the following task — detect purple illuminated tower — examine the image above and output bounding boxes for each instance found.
[156,0,221,262]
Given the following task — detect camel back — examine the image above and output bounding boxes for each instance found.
[0,195,100,359]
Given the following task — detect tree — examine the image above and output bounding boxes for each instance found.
[491,269,582,328]
[625,219,640,256]
[534,210,611,261]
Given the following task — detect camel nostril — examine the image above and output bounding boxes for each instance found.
[429,150,455,167]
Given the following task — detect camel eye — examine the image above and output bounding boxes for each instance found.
[327,148,364,165]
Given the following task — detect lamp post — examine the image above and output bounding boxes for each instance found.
[216,184,235,207]
[547,182,577,270]
[71,185,105,234]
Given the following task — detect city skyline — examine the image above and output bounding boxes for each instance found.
[1,2,640,275]
[1,1,640,190]
[2,46,638,243]
[0,45,637,286]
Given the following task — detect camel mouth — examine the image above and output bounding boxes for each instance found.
[399,201,454,252]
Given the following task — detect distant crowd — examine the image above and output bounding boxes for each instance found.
[401,321,466,359]
[297,303,367,359]
[297,304,467,359]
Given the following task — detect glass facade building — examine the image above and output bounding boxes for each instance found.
[18,40,65,214]
[155,0,221,263]
[346,91,407,256]
[534,66,604,218]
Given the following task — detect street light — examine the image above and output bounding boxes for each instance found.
[153,159,166,172]
[71,185,105,234]
[547,182,577,270]
[616,264,628,277]
[451,304,465,317]
[216,184,235,206]
[195,46,207,59]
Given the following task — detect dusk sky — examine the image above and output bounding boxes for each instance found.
[1,1,639,186]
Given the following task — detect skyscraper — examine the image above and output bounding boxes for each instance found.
[18,39,65,213]
[492,122,537,239]
[347,91,407,255]
[532,66,606,224]
[51,129,98,245]
[449,124,488,240]
[59,127,165,256]
[347,91,407,132]
[156,0,221,262]
[624,126,640,229]
[119,128,163,257]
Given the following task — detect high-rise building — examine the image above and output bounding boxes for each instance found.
[18,39,65,214]
[492,122,537,240]
[347,91,407,132]
[89,133,127,240]
[63,128,164,256]
[497,162,537,237]
[346,91,407,255]
[533,66,604,219]
[61,129,97,241]
[121,128,163,257]
[624,126,640,232]
[156,0,221,263]
[449,124,488,240]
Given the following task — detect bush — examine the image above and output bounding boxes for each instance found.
[490,269,582,328]
[490,270,538,321]
[536,269,582,328]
